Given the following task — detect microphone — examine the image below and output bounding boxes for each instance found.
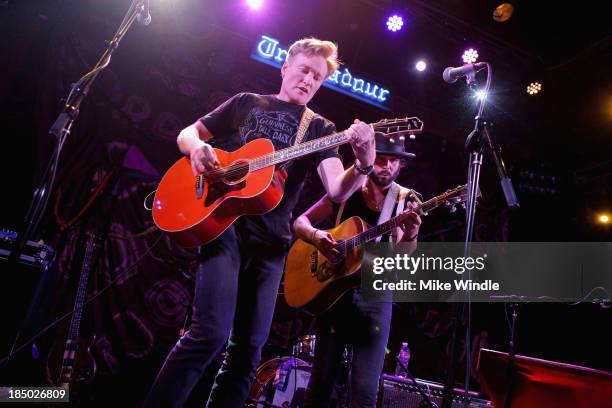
[442,62,486,84]
[137,0,151,26]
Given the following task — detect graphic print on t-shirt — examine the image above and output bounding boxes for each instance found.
[239,107,299,147]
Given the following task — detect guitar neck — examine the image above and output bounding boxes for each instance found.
[250,130,350,171]
[341,195,441,251]
[59,232,96,383]
[66,234,95,340]
[248,117,421,171]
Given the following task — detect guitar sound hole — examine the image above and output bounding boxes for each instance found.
[222,160,249,183]
[203,160,249,206]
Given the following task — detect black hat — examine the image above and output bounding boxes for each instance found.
[375,132,416,159]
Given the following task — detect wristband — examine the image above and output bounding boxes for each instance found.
[354,160,373,175]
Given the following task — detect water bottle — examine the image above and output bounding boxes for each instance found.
[395,342,411,377]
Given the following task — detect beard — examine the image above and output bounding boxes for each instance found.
[370,167,400,187]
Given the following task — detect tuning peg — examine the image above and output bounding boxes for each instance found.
[449,205,457,213]
[461,202,467,210]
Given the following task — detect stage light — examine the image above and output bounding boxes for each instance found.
[462,48,479,64]
[415,60,426,71]
[386,15,404,32]
[597,213,610,225]
[527,82,542,95]
[246,0,263,11]
[475,90,487,100]
[493,3,514,22]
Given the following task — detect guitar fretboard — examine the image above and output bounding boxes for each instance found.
[337,196,440,252]
[250,132,349,171]
[336,183,474,254]
[59,231,96,384]
[247,117,422,171]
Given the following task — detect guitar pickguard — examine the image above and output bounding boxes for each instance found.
[314,259,343,282]
[204,180,246,206]
[309,250,345,282]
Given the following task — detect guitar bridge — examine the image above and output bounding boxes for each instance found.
[195,175,203,199]
[310,251,318,276]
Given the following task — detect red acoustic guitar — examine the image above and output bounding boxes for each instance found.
[153,117,423,247]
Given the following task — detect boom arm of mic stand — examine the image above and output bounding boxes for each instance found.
[466,62,518,209]
[466,117,520,210]
[489,142,520,209]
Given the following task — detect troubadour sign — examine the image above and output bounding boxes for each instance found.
[252,35,391,111]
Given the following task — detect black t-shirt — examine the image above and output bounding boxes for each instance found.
[199,93,340,245]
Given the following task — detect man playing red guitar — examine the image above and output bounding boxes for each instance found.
[145,38,376,408]
[293,133,422,407]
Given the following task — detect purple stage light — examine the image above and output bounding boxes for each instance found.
[462,48,479,64]
[386,15,404,32]
[246,0,263,11]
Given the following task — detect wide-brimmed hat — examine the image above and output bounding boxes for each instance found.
[375,132,416,159]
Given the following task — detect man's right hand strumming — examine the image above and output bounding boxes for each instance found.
[189,143,220,176]
[176,120,217,176]
[312,229,341,262]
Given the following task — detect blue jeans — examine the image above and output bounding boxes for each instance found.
[144,226,287,407]
[303,290,392,408]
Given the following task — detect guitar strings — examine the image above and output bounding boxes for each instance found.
[200,122,415,181]
[334,189,462,252]
[336,200,430,251]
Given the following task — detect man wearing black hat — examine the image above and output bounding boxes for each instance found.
[295,132,422,407]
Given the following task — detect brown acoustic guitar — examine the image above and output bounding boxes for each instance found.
[283,185,469,315]
[152,117,423,247]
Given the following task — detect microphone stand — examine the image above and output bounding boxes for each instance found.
[6,0,147,361]
[441,64,519,408]
[8,0,145,265]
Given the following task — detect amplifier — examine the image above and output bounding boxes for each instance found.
[379,374,492,408]
[0,229,57,366]
[0,229,55,269]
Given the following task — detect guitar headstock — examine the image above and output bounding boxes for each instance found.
[372,117,424,138]
[436,184,480,213]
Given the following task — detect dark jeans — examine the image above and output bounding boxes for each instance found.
[304,289,392,408]
[144,226,287,408]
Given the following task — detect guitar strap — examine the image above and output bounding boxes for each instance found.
[294,107,316,146]
[277,107,314,172]
[335,182,421,243]
[374,182,400,243]
[391,187,422,242]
